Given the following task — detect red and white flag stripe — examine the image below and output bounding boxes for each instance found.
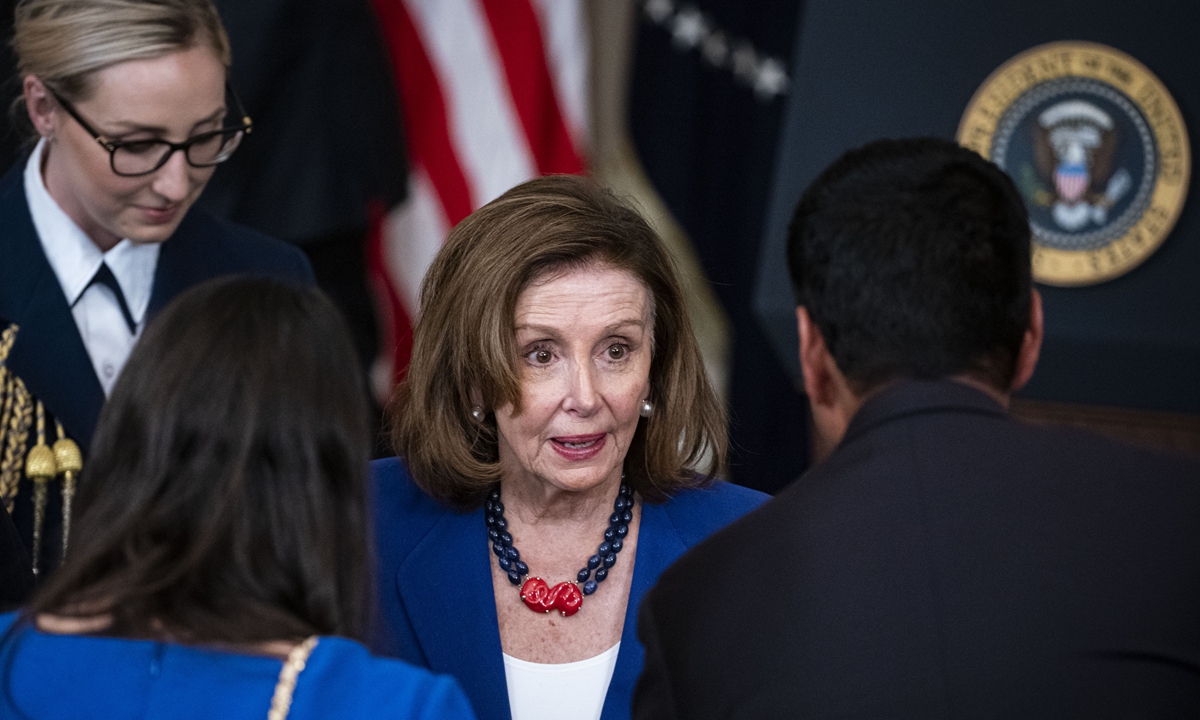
[369,0,588,387]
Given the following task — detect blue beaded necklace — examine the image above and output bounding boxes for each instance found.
[485,482,634,616]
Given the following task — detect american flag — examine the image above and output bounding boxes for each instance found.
[368,0,588,388]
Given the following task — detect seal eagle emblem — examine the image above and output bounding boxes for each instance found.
[957,42,1190,286]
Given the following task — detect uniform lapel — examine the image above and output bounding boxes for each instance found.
[146,213,205,320]
[395,505,511,720]
[601,500,688,720]
[0,166,104,449]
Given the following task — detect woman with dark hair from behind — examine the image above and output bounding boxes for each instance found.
[0,278,475,720]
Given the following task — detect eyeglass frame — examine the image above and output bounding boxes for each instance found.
[46,82,253,178]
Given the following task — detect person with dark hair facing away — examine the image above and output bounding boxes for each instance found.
[633,138,1200,719]
[0,278,475,720]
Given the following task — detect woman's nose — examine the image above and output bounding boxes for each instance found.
[562,360,601,416]
[150,150,191,202]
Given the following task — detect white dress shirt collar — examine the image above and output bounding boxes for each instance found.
[24,138,159,324]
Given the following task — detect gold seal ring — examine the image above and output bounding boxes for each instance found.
[957,41,1190,286]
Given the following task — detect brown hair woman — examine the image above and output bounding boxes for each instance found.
[370,175,767,720]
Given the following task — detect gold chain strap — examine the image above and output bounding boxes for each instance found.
[267,636,319,720]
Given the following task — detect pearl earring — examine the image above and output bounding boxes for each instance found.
[640,399,653,418]
[471,405,485,422]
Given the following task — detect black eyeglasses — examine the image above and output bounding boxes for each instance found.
[48,83,253,177]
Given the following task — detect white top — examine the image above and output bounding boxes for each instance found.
[502,642,620,720]
[25,138,160,396]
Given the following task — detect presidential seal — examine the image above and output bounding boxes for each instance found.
[957,42,1190,286]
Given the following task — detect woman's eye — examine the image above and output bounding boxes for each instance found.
[121,141,161,156]
[531,349,552,364]
[607,344,628,360]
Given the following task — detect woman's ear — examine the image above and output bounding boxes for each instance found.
[24,75,58,139]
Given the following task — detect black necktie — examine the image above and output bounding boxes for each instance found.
[81,263,137,334]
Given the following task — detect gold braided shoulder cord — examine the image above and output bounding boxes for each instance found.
[0,322,84,556]
[0,374,15,509]
[0,374,31,515]
[0,323,15,363]
[0,323,29,514]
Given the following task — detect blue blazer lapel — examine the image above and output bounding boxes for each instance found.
[601,501,688,720]
[0,166,104,449]
[393,499,690,720]
[396,505,511,720]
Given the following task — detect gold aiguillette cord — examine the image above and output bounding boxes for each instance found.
[54,420,81,557]
[24,401,56,577]
[0,324,31,515]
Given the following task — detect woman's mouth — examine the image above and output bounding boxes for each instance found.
[550,433,606,461]
[136,204,180,224]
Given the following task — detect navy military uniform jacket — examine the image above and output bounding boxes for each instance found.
[0,161,314,589]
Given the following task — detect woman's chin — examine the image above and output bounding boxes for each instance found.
[122,222,181,245]
[533,461,622,496]
[118,201,196,244]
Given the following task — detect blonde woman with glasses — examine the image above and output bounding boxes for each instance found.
[0,0,313,588]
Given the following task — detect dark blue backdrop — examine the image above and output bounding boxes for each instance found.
[629,1,809,494]
[755,0,1200,415]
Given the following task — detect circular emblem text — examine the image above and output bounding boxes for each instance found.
[957,42,1190,286]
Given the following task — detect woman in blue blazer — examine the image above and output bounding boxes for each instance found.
[0,0,313,586]
[1,278,474,720]
[371,176,767,720]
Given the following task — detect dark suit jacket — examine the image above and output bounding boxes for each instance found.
[369,457,768,720]
[634,380,1200,719]
[0,161,313,584]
